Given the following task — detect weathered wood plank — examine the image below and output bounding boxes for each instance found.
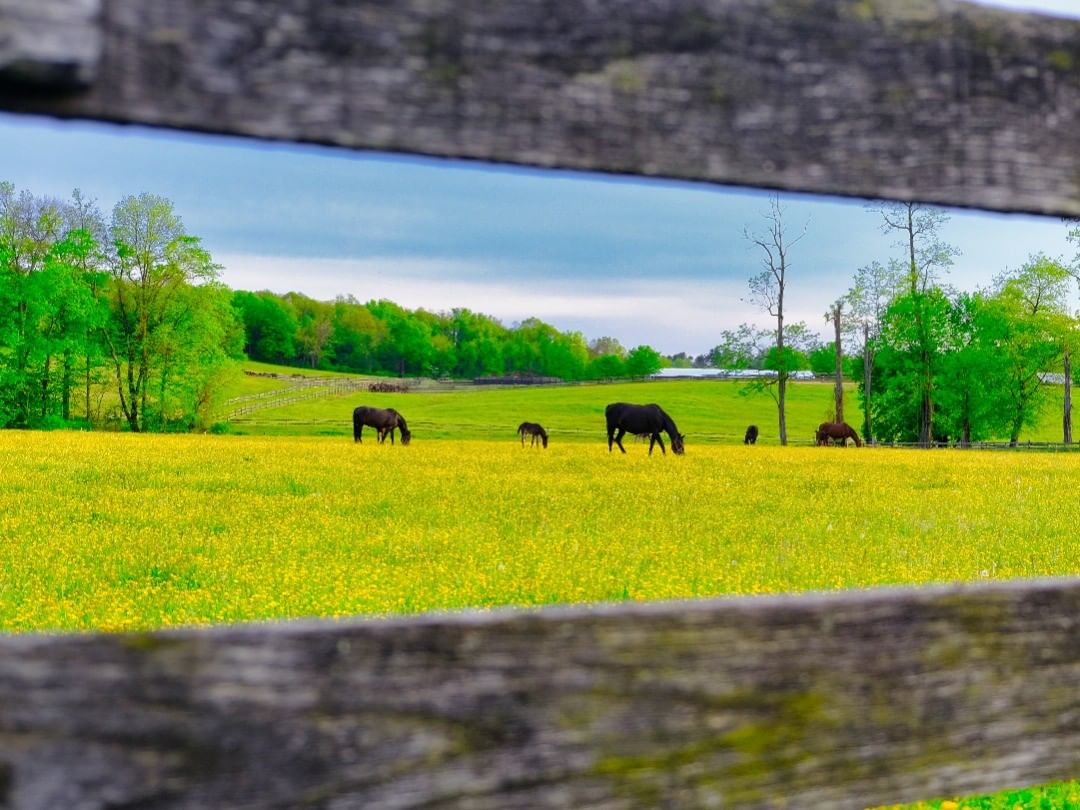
[0,578,1077,809]
[0,0,100,90]
[3,0,1080,216]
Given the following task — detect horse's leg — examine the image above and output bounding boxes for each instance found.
[614,427,627,453]
[652,433,666,455]
[521,430,526,447]
[357,425,363,443]
[389,427,395,445]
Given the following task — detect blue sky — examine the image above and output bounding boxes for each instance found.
[0,0,1076,355]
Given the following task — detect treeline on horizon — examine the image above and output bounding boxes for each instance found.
[234,290,663,382]
[0,183,663,433]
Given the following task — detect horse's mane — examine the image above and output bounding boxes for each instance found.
[654,404,680,438]
[395,411,410,435]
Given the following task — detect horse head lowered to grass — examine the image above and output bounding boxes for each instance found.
[353,406,411,445]
[815,421,861,447]
[517,422,548,448]
[606,403,684,455]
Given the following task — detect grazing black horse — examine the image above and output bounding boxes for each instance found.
[517,422,549,448]
[744,424,759,445]
[353,406,411,445]
[815,421,861,447]
[606,402,685,455]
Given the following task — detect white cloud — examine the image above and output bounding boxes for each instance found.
[216,252,780,354]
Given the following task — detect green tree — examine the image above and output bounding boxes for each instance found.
[588,353,625,379]
[869,289,954,444]
[708,324,769,369]
[990,254,1071,445]
[624,345,663,377]
[233,290,300,365]
[871,203,958,445]
[809,344,836,376]
[933,293,1011,446]
[105,193,221,432]
[588,336,626,358]
[846,259,905,443]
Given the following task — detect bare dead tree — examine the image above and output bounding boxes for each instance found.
[744,194,807,446]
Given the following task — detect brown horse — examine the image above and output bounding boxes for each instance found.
[353,406,411,445]
[816,421,861,447]
[517,422,548,448]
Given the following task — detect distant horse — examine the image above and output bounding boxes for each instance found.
[606,403,685,455]
[744,425,759,445]
[815,421,861,447]
[353,406,411,445]
[517,421,549,448]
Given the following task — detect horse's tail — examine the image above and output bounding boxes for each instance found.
[352,408,363,442]
[517,422,528,435]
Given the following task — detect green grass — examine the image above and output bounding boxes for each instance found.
[228,374,861,443]
[875,779,1080,809]
[222,360,1079,446]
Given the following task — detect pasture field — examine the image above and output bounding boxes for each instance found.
[7,427,1080,809]
[4,430,1080,633]
[221,363,1075,446]
[227,375,866,443]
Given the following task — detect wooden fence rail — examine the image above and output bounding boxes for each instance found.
[0,579,1078,809]
[6,0,1080,217]
[4,0,1080,807]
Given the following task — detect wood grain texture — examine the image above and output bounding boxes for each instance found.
[3,0,1080,215]
[3,3,1080,807]
[0,578,1077,809]
[0,0,100,90]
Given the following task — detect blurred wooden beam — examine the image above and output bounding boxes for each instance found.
[3,0,1080,215]
[0,578,1078,809]
[0,0,100,90]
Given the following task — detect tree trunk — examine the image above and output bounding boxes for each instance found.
[961,392,971,448]
[40,354,51,419]
[919,345,932,448]
[778,373,787,445]
[1009,402,1024,447]
[1064,348,1072,444]
[863,323,873,445]
[777,316,787,447]
[62,351,72,421]
[85,352,92,423]
[832,306,843,424]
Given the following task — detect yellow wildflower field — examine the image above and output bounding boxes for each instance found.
[2,431,1079,633]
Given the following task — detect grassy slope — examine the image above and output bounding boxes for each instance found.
[223,360,1077,444]
[228,375,862,443]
